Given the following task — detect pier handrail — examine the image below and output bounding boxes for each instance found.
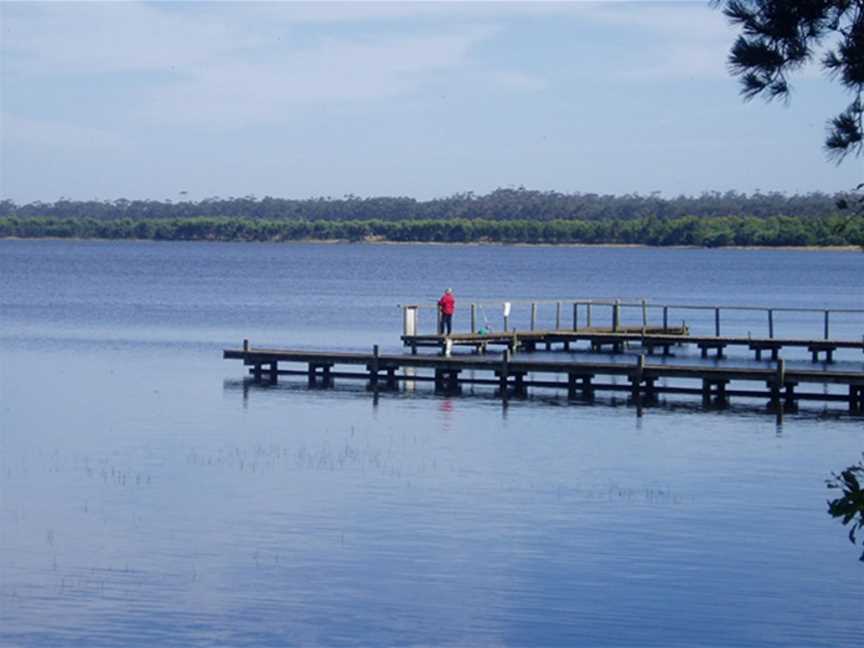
[399,298,864,315]
[400,298,864,340]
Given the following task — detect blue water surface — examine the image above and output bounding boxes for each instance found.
[0,240,861,647]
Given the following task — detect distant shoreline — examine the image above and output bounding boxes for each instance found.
[1,235,861,252]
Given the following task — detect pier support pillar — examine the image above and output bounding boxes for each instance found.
[852,386,858,414]
[567,373,597,401]
[783,382,799,413]
[849,386,864,414]
[702,379,730,408]
[644,377,658,404]
[512,372,527,397]
[386,366,398,390]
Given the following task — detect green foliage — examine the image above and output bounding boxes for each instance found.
[715,0,864,160]
[1,214,860,247]
[827,455,864,562]
[0,189,847,223]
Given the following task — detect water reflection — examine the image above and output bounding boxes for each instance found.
[224,377,863,425]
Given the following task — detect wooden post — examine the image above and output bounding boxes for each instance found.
[824,310,829,340]
[771,359,785,411]
[370,345,379,387]
[530,302,537,331]
[587,301,593,328]
[849,386,863,414]
[633,354,644,393]
[470,303,477,333]
[633,354,645,415]
[612,299,620,332]
[448,370,460,393]
[573,303,579,330]
[513,372,526,396]
[434,369,445,391]
[556,301,561,330]
[500,348,510,401]
[768,309,774,339]
[714,307,720,337]
[663,306,668,330]
[243,338,249,352]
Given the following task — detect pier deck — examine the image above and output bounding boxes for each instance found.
[224,345,864,416]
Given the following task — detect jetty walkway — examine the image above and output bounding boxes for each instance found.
[224,344,864,415]
[223,297,864,417]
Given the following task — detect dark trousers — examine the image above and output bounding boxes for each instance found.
[439,313,452,335]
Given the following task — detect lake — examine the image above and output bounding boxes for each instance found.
[1,240,861,647]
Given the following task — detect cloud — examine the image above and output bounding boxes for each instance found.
[2,2,506,127]
[135,25,500,126]
[1,112,123,153]
[490,70,547,93]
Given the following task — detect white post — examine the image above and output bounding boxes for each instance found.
[403,305,418,337]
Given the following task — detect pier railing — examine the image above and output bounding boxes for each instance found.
[401,299,864,341]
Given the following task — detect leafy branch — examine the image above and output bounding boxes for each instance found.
[826,454,864,561]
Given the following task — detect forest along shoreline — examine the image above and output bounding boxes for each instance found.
[1,217,862,249]
[1,235,861,252]
[3,189,862,248]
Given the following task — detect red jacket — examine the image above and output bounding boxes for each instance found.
[438,292,455,315]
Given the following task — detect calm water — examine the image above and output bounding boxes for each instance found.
[0,240,862,647]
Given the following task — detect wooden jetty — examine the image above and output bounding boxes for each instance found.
[223,343,864,416]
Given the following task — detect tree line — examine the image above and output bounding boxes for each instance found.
[0,188,851,223]
[2,214,861,247]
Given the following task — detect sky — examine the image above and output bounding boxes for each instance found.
[1,0,862,204]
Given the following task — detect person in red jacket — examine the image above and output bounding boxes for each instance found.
[438,288,455,335]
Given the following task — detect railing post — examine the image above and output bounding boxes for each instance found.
[530,302,537,331]
[613,299,621,332]
[243,338,249,352]
[587,300,593,328]
[556,301,561,330]
[470,303,477,334]
[714,307,720,337]
[663,306,668,330]
[824,310,830,340]
[641,299,648,329]
[768,309,774,339]
[572,302,579,330]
